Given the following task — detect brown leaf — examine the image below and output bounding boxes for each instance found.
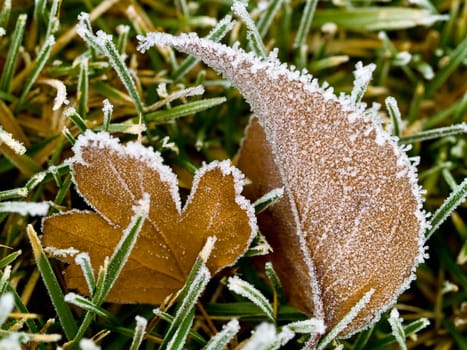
[42,131,257,304]
[137,33,427,337]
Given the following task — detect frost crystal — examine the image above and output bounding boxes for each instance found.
[44,246,79,258]
[138,33,427,338]
[0,127,26,155]
[0,201,49,216]
[79,338,100,350]
[0,293,14,326]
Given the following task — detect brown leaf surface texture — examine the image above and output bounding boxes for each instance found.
[138,34,427,337]
[42,131,257,304]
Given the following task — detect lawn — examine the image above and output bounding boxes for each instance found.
[0,0,466,349]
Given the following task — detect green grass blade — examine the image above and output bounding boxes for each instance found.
[64,293,118,322]
[17,35,55,109]
[77,57,89,119]
[426,36,467,97]
[294,0,318,49]
[0,250,21,269]
[76,14,144,117]
[71,197,149,345]
[203,319,239,350]
[253,187,284,214]
[0,187,28,201]
[44,0,60,39]
[66,108,88,131]
[257,0,283,38]
[426,177,467,240]
[116,25,130,55]
[388,309,408,350]
[153,311,207,345]
[400,123,467,144]
[166,309,195,350]
[369,318,430,347]
[227,276,274,322]
[26,225,78,340]
[145,97,226,123]
[0,0,11,28]
[313,8,448,32]
[232,1,267,58]
[100,195,149,302]
[317,289,374,350]
[385,96,403,137]
[0,14,27,92]
[129,316,147,350]
[265,262,286,303]
[75,253,96,294]
[159,259,211,350]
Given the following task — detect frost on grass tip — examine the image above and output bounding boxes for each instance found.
[137,33,427,339]
[42,131,257,304]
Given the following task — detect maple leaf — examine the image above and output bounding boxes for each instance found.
[42,131,257,304]
[137,33,427,338]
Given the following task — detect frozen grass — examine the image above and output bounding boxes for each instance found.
[0,0,465,349]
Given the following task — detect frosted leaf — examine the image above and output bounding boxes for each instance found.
[138,33,427,338]
[42,131,257,304]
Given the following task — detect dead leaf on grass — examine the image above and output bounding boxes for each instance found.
[137,33,427,337]
[42,130,257,304]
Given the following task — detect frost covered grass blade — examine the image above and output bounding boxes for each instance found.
[426,177,467,240]
[26,225,78,340]
[17,35,55,110]
[129,316,147,350]
[242,323,294,350]
[0,14,26,93]
[0,201,49,216]
[157,249,211,350]
[76,13,145,118]
[316,289,375,350]
[69,196,150,346]
[388,309,407,350]
[203,319,240,350]
[227,276,275,322]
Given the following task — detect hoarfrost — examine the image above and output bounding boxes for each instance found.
[79,338,100,350]
[0,201,49,216]
[0,127,26,155]
[102,99,113,122]
[242,323,294,350]
[44,246,79,258]
[70,130,182,215]
[0,293,14,326]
